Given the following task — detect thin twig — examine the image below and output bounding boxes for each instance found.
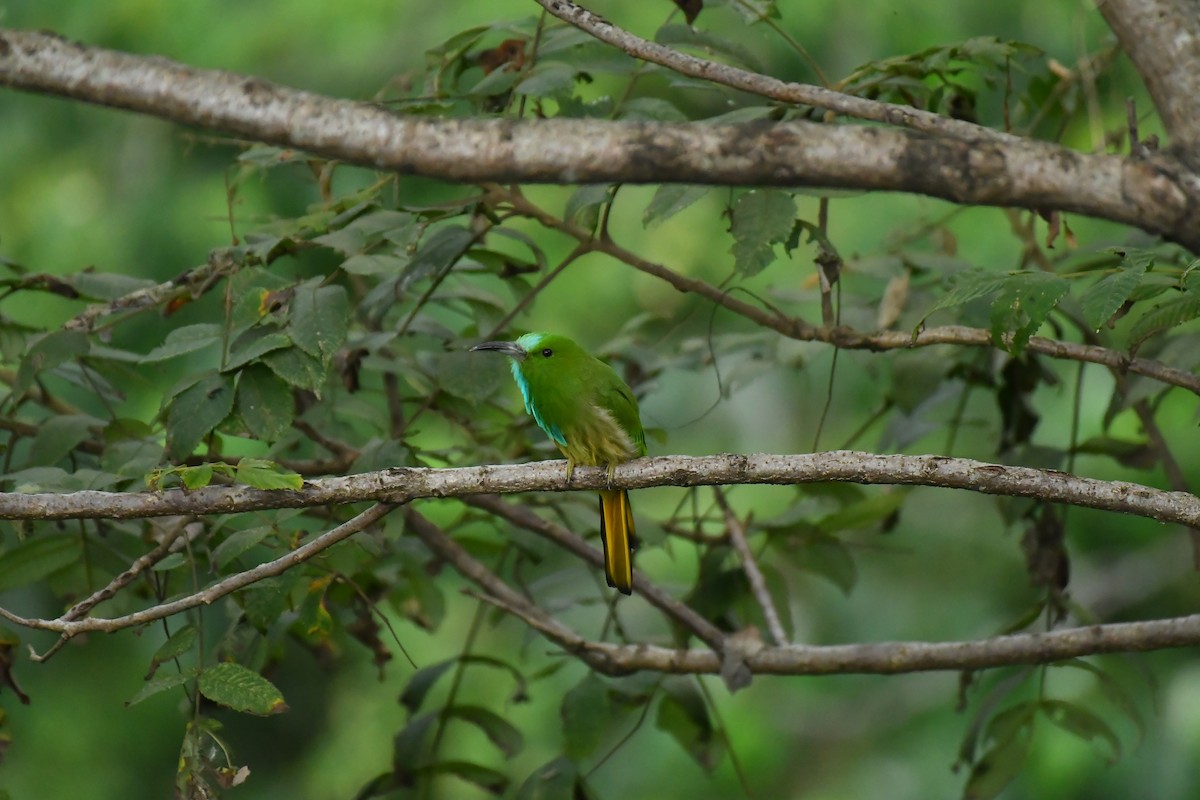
[714,488,787,646]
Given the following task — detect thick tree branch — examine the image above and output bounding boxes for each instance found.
[2,453,1197,533]
[3,29,1200,249]
[1098,0,1200,159]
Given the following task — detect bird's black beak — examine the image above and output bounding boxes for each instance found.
[470,340,527,361]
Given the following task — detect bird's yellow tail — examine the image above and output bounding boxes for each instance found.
[598,490,635,594]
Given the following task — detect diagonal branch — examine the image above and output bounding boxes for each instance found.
[714,488,788,646]
[532,0,1015,143]
[2,28,1200,249]
[3,452,1198,532]
[499,187,1200,398]
[0,503,396,648]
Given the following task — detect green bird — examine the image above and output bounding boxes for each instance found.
[471,332,646,594]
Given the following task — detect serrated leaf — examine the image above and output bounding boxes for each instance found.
[235,458,302,490]
[126,666,200,708]
[197,662,288,716]
[180,463,214,489]
[447,705,524,758]
[262,347,327,393]
[140,324,223,363]
[916,268,1012,326]
[729,190,796,275]
[223,329,292,371]
[1040,699,1121,762]
[643,185,709,228]
[146,625,198,679]
[1080,262,1147,330]
[166,372,235,458]
[0,536,81,592]
[236,364,294,442]
[1128,293,1200,352]
[213,526,273,570]
[988,271,1069,354]
[290,283,350,362]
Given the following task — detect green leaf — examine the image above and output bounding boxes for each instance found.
[419,761,508,795]
[290,283,350,363]
[235,458,303,490]
[126,666,200,708]
[166,372,235,458]
[516,757,587,800]
[66,272,156,300]
[213,526,273,570]
[1128,293,1200,352]
[795,534,857,595]
[643,185,709,228]
[393,712,437,776]
[446,705,524,758]
[197,662,289,716]
[262,347,327,393]
[399,660,456,714]
[146,624,198,679]
[15,329,89,395]
[223,329,292,371]
[564,184,615,231]
[1080,261,1147,330]
[915,268,1012,330]
[1050,660,1146,746]
[729,190,796,275]
[180,463,214,489]
[24,414,95,468]
[404,225,475,288]
[238,576,295,631]
[964,702,1035,800]
[988,271,1069,354]
[435,350,507,403]
[341,253,406,276]
[1040,699,1121,762]
[0,536,81,592]
[236,364,294,442]
[816,489,907,534]
[517,62,579,98]
[656,677,723,772]
[140,324,223,363]
[562,673,610,760]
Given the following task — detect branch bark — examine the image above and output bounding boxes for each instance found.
[3,28,1200,249]
[1098,0,1200,160]
[3,452,1197,530]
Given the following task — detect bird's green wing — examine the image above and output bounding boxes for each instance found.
[597,368,646,457]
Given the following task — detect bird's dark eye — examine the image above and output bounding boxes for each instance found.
[541,348,553,358]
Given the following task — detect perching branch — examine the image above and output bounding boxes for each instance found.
[3,451,1198,530]
[3,28,1200,249]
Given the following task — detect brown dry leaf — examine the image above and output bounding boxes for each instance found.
[672,0,703,24]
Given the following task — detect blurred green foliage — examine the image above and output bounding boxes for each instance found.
[1,1,1199,799]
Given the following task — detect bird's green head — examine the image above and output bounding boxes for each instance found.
[470,332,589,376]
